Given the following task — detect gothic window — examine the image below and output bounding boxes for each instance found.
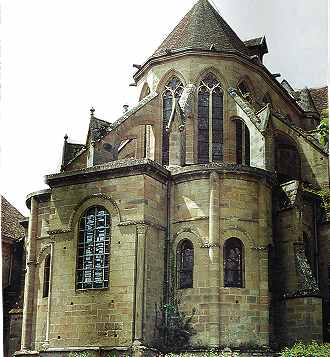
[162,76,184,165]
[177,240,194,289]
[77,206,111,290]
[238,80,253,104]
[43,254,51,298]
[235,119,250,165]
[198,73,224,163]
[224,238,244,288]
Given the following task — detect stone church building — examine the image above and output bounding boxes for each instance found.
[15,0,329,356]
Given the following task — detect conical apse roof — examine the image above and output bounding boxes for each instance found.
[153,0,249,57]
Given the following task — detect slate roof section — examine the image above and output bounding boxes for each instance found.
[1,196,26,241]
[244,37,264,47]
[89,116,112,142]
[296,87,318,113]
[153,0,249,57]
[63,142,86,167]
[309,86,328,114]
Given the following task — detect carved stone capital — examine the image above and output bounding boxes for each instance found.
[136,224,148,236]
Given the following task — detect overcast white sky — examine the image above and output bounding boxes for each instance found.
[0,0,328,216]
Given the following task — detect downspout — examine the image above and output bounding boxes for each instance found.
[314,200,319,283]
[45,242,54,343]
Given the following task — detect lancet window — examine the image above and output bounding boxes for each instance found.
[43,254,51,298]
[77,206,110,290]
[224,238,244,288]
[162,76,184,165]
[177,240,194,289]
[235,119,250,165]
[197,73,224,163]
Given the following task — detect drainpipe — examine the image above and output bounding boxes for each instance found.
[45,242,54,343]
[21,197,38,351]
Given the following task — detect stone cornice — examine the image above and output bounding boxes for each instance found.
[25,189,51,209]
[171,163,276,186]
[45,159,170,188]
[133,49,303,116]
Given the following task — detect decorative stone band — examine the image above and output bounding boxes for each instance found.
[200,242,221,248]
[47,228,71,235]
[119,219,166,231]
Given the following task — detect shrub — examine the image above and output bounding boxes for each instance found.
[280,341,330,357]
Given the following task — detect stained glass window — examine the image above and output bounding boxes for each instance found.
[177,240,194,289]
[224,238,244,288]
[77,206,110,290]
[43,254,51,298]
[162,77,184,165]
[235,119,250,166]
[198,73,223,163]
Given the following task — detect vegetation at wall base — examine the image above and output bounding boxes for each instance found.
[280,341,330,357]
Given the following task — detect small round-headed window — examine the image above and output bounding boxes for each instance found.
[77,205,111,290]
[224,238,244,288]
[177,239,194,289]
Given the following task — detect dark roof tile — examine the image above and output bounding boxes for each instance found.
[1,196,25,241]
[309,86,328,114]
[153,0,249,57]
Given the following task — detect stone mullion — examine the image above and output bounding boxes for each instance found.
[208,91,213,162]
[208,171,221,346]
[133,224,147,345]
[21,197,38,351]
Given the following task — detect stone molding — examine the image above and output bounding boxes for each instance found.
[119,219,166,231]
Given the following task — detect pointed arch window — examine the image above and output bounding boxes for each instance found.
[162,77,184,165]
[177,240,194,289]
[235,119,250,165]
[198,73,224,163]
[43,254,51,298]
[77,206,111,290]
[224,238,244,288]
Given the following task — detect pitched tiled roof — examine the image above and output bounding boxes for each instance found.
[89,116,112,142]
[153,0,249,57]
[309,86,328,114]
[296,87,318,113]
[244,37,264,47]
[63,142,86,167]
[1,196,25,241]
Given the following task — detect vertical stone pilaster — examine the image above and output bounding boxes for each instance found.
[133,224,148,346]
[21,197,38,351]
[208,171,221,346]
[136,126,146,159]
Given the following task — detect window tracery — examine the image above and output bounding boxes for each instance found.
[177,239,194,289]
[235,119,250,165]
[77,206,110,290]
[43,254,51,298]
[162,76,184,165]
[197,73,224,163]
[224,238,244,288]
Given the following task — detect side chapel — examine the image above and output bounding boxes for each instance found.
[16,0,329,356]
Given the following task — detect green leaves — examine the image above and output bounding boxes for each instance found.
[317,108,329,147]
[280,341,330,357]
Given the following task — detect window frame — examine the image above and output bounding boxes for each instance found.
[76,205,111,291]
[197,72,224,163]
[42,254,51,298]
[224,238,244,288]
[177,239,194,289]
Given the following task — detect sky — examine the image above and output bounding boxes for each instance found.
[0,0,328,216]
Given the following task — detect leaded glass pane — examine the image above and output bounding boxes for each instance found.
[177,240,194,289]
[224,238,243,288]
[77,206,111,290]
[198,88,209,163]
[236,120,242,164]
[212,90,223,162]
[162,77,183,165]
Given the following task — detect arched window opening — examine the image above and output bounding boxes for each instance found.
[238,80,253,104]
[262,93,272,107]
[177,240,194,289]
[198,73,224,163]
[303,232,317,279]
[235,119,250,166]
[274,134,301,183]
[43,254,51,298]
[162,77,184,165]
[224,238,244,288]
[77,206,111,290]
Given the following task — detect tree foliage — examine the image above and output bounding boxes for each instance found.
[317,108,329,147]
[280,341,330,357]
